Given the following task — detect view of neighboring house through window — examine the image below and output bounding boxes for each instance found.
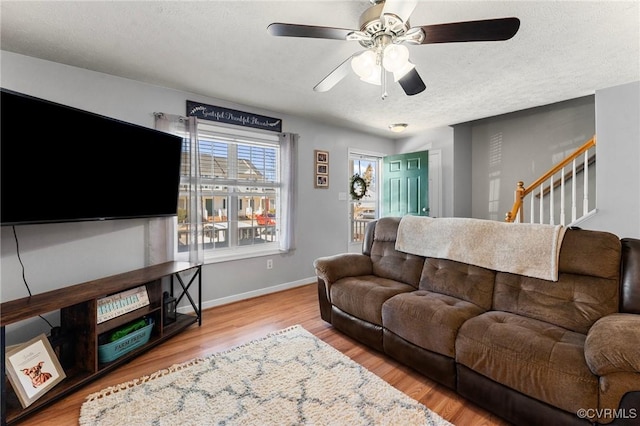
[177,124,280,259]
[349,152,381,243]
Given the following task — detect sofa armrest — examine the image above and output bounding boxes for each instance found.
[313,253,373,285]
[584,313,640,376]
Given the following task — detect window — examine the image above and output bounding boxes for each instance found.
[176,123,282,260]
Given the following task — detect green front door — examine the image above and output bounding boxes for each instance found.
[382,151,429,217]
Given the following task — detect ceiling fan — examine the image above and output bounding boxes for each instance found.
[267,0,520,99]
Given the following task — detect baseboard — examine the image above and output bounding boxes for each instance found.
[568,208,598,227]
[176,276,316,314]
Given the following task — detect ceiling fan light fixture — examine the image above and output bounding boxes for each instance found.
[393,61,415,82]
[360,65,382,85]
[351,50,377,79]
[268,3,520,99]
[388,123,408,133]
[382,44,410,73]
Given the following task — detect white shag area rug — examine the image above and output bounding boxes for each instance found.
[80,325,453,426]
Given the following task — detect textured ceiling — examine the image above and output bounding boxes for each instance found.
[1,1,639,138]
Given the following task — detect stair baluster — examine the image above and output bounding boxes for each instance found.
[505,136,596,226]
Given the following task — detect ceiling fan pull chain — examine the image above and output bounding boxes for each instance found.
[381,68,388,100]
[379,50,388,100]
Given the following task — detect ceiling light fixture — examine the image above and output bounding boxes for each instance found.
[388,123,408,133]
[351,43,415,89]
[269,1,521,100]
[351,50,381,85]
[382,44,415,83]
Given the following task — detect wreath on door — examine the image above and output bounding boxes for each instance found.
[350,174,368,200]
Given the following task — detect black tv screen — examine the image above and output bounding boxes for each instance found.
[1,89,183,226]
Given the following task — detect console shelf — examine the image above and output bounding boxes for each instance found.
[0,261,202,425]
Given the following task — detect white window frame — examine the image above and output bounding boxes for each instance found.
[174,123,283,263]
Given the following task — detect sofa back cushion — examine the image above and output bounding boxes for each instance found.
[369,217,424,288]
[419,259,496,310]
[493,228,621,334]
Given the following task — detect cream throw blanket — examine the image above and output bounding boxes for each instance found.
[395,216,566,281]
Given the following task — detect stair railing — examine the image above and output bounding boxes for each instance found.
[505,136,596,225]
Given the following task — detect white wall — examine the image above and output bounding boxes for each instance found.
[0,52,395,342]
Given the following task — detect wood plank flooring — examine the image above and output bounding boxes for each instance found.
[14,283,509,426]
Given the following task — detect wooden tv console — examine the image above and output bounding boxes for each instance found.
[0,261,202,425]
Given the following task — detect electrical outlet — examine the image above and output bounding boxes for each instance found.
[266,259,273,269]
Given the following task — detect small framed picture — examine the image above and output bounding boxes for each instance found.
[316,175,329,187]
[316,164,328,175]
[5,334,66,408]
[315,150,329,164]
[314,150,329,188]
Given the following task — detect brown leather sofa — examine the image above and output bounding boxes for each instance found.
[314,217,640,426]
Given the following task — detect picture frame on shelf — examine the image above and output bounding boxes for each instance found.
[314,150,329,188]
[5,334,66,408]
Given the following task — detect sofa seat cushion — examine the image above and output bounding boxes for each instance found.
[456,311,598,414]
[382,290,485,358]
[330,276,414,326]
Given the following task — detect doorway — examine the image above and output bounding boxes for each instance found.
[347,149,441,253]
[382,151,429,217]
[348,150,382,252]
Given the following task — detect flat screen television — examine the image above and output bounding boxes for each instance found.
[1,89,183,226]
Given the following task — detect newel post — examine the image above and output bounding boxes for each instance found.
[515,181,525,222]
[506,181,525,222]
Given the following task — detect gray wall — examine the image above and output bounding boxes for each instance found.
[393,124,474,219]
[455,85,640,239]
[0,52,395,343]
[581,81,640,238]
[463,96,596,220]
[448,85,639,238]
[452,125,473,218]
[2,51,638,345]
[394,126,455,217]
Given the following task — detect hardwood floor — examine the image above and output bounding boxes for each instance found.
[14,283,509,426]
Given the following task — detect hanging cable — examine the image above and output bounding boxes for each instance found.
[12,226,54,329]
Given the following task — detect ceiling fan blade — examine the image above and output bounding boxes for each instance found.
[381,0,418,23]
[313,53,360,92]
[397,68,426,96]
[268,23,356,40]
[418,17,520,44]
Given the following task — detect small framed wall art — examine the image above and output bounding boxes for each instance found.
[314,150,329,188]
[5,333,67,408]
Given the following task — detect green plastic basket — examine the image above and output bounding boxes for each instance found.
[98,318,154,363]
